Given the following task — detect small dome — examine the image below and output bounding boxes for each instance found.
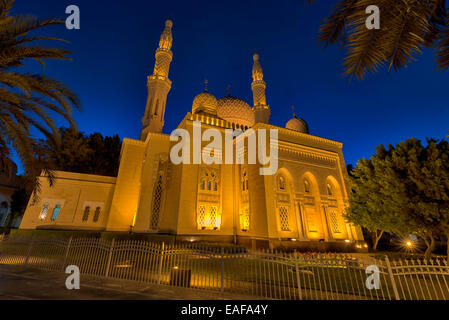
[286,116,309,134]
[217,96,255,127]
[192,91,217,115]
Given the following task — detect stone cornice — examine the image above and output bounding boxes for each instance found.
[252,123,343,148]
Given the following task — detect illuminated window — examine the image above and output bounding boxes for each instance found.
[242,171,248,192]
[151,175,163,230]
[82,206,90,221]
[40,203,49,220]
[51,204,61,221]
[154,99,159,115]
[240,207,250,231]
[93,207,101,222]
[279,206,290,231]
[278,176,286,190]
[304,180,311,193]
[327,184,333,196]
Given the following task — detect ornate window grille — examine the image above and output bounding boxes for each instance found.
[150,175,163,230]
[240,207,250,231]
[329,209,341,233]
[198,205,206,229]
[210,206,219,229]
[279,206,290,231]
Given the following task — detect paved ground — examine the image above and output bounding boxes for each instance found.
[0,264,256,300]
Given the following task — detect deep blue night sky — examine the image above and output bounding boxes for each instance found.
[12,0,449,172]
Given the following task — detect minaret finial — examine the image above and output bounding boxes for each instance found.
[292,106,296,118]
[227,85,231,96]
[204,79,208,92]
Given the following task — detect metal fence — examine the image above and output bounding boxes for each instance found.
[0,234,448,300]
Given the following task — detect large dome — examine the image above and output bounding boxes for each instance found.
[192,91,217,115]
[286,116,309,134]
[217,96,255,127]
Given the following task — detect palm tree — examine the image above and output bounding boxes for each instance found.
[307,0,449,79]
[0,0,80,194]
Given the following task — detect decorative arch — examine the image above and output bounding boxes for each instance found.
[300,171,325,240]
[274,168,295,233]
[325,175,344,201]
[324,175,347,239]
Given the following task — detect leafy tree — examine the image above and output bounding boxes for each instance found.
[3,187,29,233]
[306,0,449,79]
[347,138,449,260]
[35,127,122,177]
[0,0,80,194]
[347,158,411,250]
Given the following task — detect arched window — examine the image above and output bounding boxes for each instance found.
[200,180,205,190]
[214,182,218,191]
[150,175,163,230]
[327,183,333,196]
[40,203,49,220]
[304,180,311,193]
[278,176,286,190]
[154,99,159,115]
[93,207,101,222]
[51,204,61,221]
[207,181,211,190]
[82,206,90,222]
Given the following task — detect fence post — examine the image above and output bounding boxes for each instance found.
[294,250,303,300]
[384,255,400,300]
[105,238,115,277]
[61,236,73,272]
[220,246,224,294]
[24,235,35,266]
[157,242,165,285]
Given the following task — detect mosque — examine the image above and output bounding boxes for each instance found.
[20,19,365,250]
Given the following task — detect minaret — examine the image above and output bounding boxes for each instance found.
[251,52,270,124]
[140,18,174,140]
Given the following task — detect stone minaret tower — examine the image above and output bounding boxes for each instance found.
[140,19,174,140]
[251,52,270,124]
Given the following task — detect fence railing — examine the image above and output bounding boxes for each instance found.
[0,234,448,300]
